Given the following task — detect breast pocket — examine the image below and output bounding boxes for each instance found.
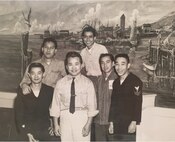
[51,70,61,76]
[60,92,70,107]
[76,90,88,107]
[50,70,62,81]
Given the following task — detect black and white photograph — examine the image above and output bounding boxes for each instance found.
[0,0,175,141]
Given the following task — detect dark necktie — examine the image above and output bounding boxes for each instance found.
[69,77,75,113]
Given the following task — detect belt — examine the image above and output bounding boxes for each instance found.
[61,107,87,111]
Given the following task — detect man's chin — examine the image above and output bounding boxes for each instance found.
[69,72,80,77]
[86,43,93,47]
[32,82,42,85]
[44,54,54,58]
[117,73,123,76]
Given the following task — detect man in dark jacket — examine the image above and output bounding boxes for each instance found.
[109,53,142,141]
[14,63,55,141]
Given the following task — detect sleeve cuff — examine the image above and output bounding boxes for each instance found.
[49,109,60,118]
[87,110,99,117]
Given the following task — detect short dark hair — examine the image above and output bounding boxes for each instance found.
[114,53,130,63]
[99,53,114,64]
[40,37,57,57]
[28,62,45,73]
[65,51,83,66]
[81,25,97,37]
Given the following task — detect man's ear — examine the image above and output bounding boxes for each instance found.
[27,73,31,78]
[54,49,57,54]
[65,65,68,71]
[41,47,44,53]
[94,36,96,40]
[80,63,83,70]
[128,63,131,69]
[43,72,46,78]
[112,61,115,66]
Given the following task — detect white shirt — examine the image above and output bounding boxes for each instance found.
[50,74,99,118]
[80,43,108,76]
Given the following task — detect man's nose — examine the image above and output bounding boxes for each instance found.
[104,64,108,68]
[47,48,51,51]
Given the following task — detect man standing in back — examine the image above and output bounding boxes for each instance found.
[80,25,108,90]
[20,37,65,95]
[80,25,108,141]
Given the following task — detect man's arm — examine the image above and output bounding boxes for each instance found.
[49,81,61,136]
[128,79,143,133]
[82,117,93,137]
[133,80,143,124]
[109,122,114,134]
[128,121,137,133]
[20,66,31,87]
[14,87,25,133]
[108,81,116,122]
[20,66,32,95]
[52,117,60,136]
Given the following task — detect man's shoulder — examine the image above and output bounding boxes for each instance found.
[80,48,86,55]
[94,42,106,49]
[113,77,119,84]
[129,73,142,84]
[53,59,64,64]
[33,58,42,63]
[80,74,94,84]
[42,83,54,90]
[54,76,67,88]
[110,70,118,79]
[94,43,108,53]
[34,58,64,64]
[57,75,67,82]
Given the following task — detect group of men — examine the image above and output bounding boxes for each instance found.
[14,25,143,142]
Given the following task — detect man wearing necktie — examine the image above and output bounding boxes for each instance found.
[50,51,99,142]
[70,77,75,113]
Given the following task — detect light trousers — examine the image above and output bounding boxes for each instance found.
[60,110,90,142]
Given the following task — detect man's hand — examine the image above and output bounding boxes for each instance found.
[82,123,91,137]
[48,126,54,136]
[22,84,31,95]
[128,121,136,133]
[27,133,39,142]
[109,122,114,134]
[53,124,61,136]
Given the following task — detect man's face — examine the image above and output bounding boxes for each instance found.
[83,31,95,49]
[42,41,57,59]
[100,56,113,74]
[66,57,82,77]
[28,67,44,84]
[114,57,130,77]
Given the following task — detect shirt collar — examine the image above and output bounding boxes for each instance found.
[40,56,56,65]
[85,43,96,53]
[102,68,116,81]
[67,74,82,81]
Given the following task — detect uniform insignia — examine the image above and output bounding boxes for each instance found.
[134,86,141,96]
[109,80,114,90]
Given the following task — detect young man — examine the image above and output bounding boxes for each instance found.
[80,25,108,89]
[50,51,98,142]
[20,37,65,95]
[14,63,55,141]
[109,53,143,141]
[80,25,108,140]
[94,53,118,141]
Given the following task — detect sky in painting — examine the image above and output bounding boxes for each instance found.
[0,0,175,33]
